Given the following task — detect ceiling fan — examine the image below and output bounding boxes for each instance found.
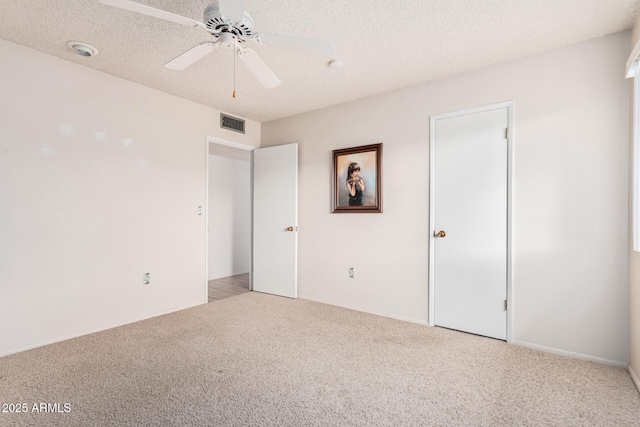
[99,0,335,91]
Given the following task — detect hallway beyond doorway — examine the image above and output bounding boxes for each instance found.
[208,274,250,302]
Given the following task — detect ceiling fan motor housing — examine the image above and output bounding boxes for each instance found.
[204,3,254,43]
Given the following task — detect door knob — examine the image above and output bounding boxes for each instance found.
[434,230,446,238]
[286,226,295,232]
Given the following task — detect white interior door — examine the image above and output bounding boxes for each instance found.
[252,143,298,298]
[432,107,508,340]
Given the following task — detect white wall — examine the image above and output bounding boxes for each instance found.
[0,40,260,356]
[208,154,251,280]
[629,16,640,384]
[262,32,631,365]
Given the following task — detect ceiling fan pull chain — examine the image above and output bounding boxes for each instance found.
[232,37,237,99]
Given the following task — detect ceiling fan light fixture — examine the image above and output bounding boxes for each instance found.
[67,41,99,57]
[219,32,236,49]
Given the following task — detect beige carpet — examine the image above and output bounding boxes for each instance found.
[1,292,639,426]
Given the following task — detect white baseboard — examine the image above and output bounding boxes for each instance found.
[299,296,629,369]
[0,301,205,358]
[510,340,627,368]
[629,364,640,392]
[298,295,430,327]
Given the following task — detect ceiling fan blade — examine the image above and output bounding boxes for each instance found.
[165,42,217,70]
[237,49,281,88]
[258,33,334,58]
[99,0,203,28]
[219,0,246,23]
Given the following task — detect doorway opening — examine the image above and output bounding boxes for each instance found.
[205,136,254,303]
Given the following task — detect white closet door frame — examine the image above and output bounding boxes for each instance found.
[428,101,514,342]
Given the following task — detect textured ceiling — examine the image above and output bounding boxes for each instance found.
[1,0,640,122]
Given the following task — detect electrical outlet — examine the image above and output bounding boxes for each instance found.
[143,273,150,285]
[349,267,355,278]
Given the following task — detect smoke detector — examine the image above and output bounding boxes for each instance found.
[67,41,99,57]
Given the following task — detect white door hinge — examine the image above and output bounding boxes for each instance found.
[504,299,508,311]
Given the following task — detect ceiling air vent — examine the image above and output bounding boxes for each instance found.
[220,113,245,134]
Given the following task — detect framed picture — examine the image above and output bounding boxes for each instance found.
[332,143,383,213]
